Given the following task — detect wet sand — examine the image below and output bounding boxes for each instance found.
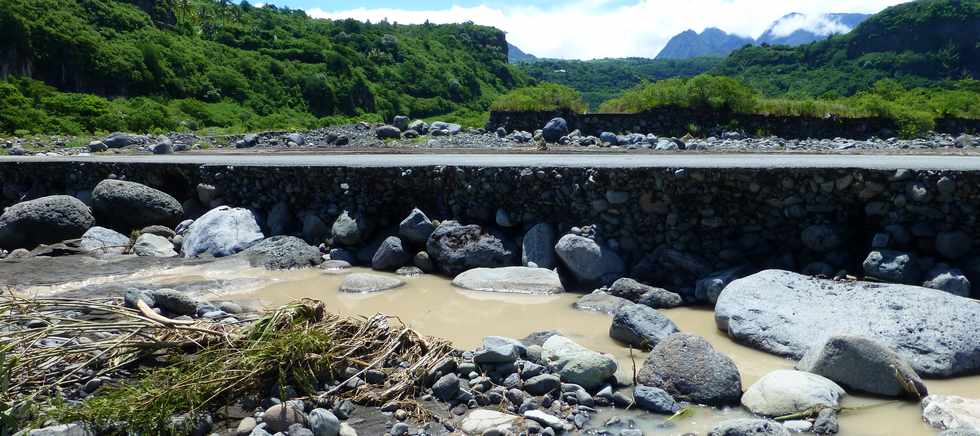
[227,267,980,436]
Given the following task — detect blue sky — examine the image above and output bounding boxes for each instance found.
[259,0,910,59]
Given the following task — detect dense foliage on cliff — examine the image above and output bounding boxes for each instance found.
[717,0,980,97]
[0,0,527,134]
[598,74,980,136]
[515,57,722,109]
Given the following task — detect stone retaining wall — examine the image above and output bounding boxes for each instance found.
[2,161,978,294]
[488,108,980,140]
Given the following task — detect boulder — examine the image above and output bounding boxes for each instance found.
[715,269,980,377]
[599,132,618,145]
[242,236,322,270]
[263,403,306,433]
[376,125,402,139]
[331,211,369,246]
[636,333,742,406]
[372,236,411,271]
[573,291,632,315]
[91,180,183,231]
[541,335,617,391]
[133,233,177,257]
[608,304,678,350]
[432,373,460,401]
[741,370,844,417]
[459,410,519,435]
[863,250,919,284]
[0,195,95,250]
[408,120,430,135]
[555,234,625,284]
[103,132,139,148]
[339,273,404,293]
[452,267,563,294]
[522,223,557,269]
[797,335,927,398]
[709,419,790,436]
[633,385,680,414]
[542,118,568,143]
[922,395,980,432]
[608,278,681,308]
[80,226,130,256]
[391,115,410,131]
[182,206,264,258]
[524,374,561,395]
[923,264,971,297]
[398,208,435,244]
[426,221,518,276]
[308,409,340,436]
[141,225,175,239]
[150,289,199,316]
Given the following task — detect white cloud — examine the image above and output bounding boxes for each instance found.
[768,13,851,38]
[307,0,910,59]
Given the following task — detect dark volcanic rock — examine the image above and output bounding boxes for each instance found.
[716,269,980,377]
[637,333,742,406]
[797,335,927,398]
[425,221,518,276]
[0,195,95,250]
[91,179,183,231]
[242,236,322,270]
[609,303,679,350]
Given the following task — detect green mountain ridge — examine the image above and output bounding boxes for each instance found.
[0,0,528,134]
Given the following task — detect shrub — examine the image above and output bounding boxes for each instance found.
[490,83,587,113]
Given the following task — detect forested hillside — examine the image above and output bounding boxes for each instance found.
[516,57,722,109]
[0,0,528,134]
[717,0,980,97]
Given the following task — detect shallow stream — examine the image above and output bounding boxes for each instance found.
[27,261,980,435]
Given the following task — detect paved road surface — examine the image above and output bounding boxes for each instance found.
[3,153,980,170]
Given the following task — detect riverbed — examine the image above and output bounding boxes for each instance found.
[18,260,976,435]
[201,266,976,436]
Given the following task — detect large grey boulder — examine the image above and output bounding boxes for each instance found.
[636,333,742,406]
[331,211,369,246]
[339,273,404,293]
[372,236,411,271]
[91,180,183,231]
[103,132,139,148]
[608,304,678,350]
[242,236,322,270]
[182,206,264,258]
[555,234,625,284]
[608,278,681,308]
[541,335,617,391]
[522,223,557,269]
[426,221,518,276]
[708,419,790,436]
[80,226,130,256]
[923,395,980,433]
[797,335,927,398]
[398,208,435,244]
[741,370,844,417]
[452,266,563,294]
[376,125,402,139]
[715,269,980,377]
[0,195,95,250]
[863,250,919,284]
[133,233,177,257]
[542,118,568,143]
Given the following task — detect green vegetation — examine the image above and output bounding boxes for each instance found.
[0,0,528,134]
[490,83,588,113]
[597,74,980,136]
[516,57,722,109]
[716,0,980,97]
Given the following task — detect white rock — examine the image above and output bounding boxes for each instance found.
[452,266,564,294]
[523,409,563,430]
[459,409,520,435]
[741,370,845,417]
[922,395,980,431]
[133,233,177,257]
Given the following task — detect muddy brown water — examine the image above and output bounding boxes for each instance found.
[25,262,980,435]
